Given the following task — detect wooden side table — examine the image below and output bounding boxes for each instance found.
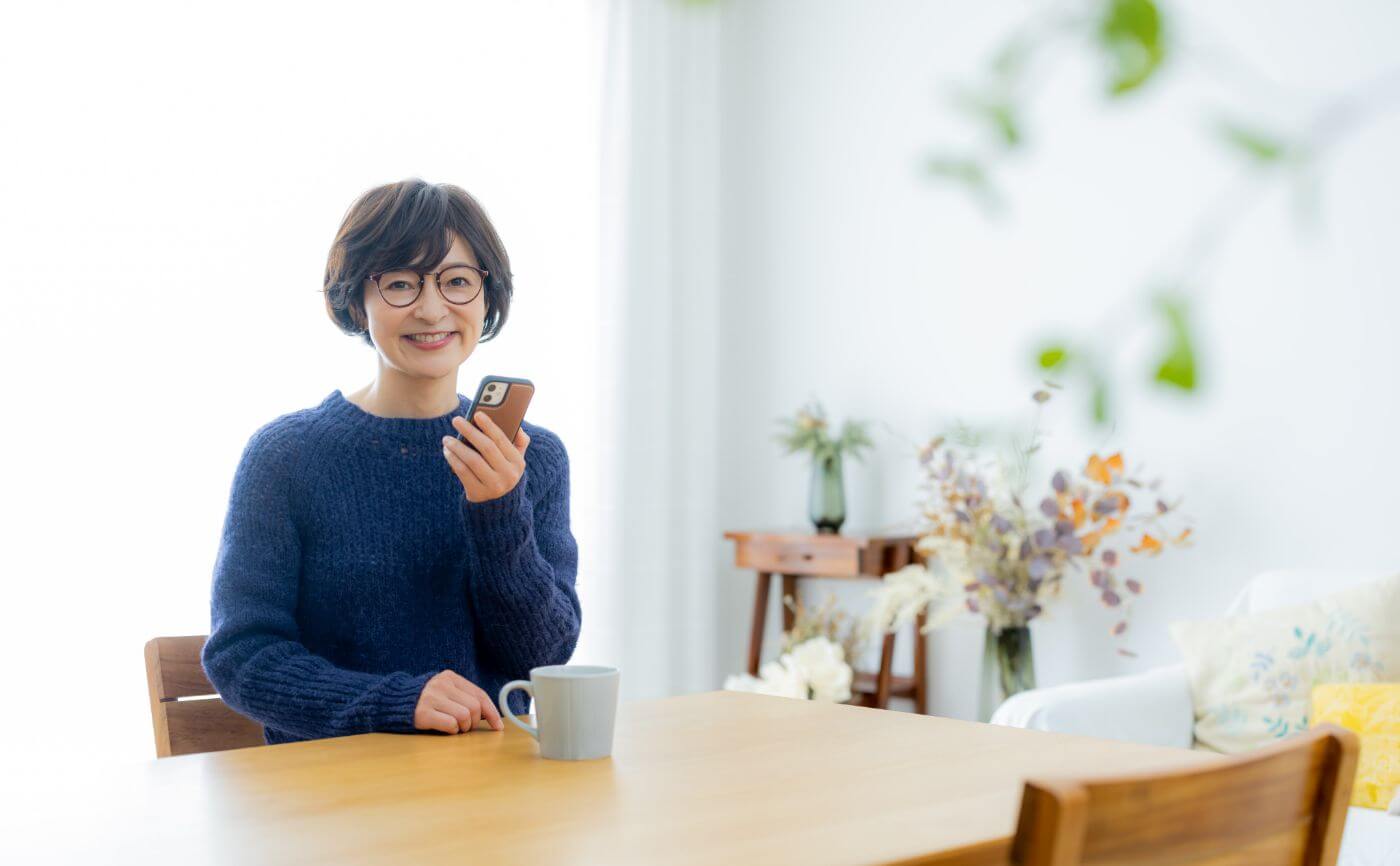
[723,530,927,712]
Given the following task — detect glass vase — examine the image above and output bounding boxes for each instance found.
[977,625,1036,722]
[808,451,846,535]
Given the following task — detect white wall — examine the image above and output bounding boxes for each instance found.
[715,0,1400,717]
[0,0,607,768]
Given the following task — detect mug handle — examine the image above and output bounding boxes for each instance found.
[498,680,538,740]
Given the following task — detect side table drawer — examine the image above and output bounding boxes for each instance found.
[734,539,860,577]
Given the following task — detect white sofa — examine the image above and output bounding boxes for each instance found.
[990,568,1399,866]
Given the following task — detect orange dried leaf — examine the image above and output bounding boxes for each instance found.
[1072,499,1086,528]
[1174,528,1193,545]
[1130,534,1162,555]
[1085,454,1112,485]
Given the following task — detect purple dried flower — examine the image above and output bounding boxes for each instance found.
[1090,569,1106,587]
[1101,549,1118,566]
[1057,535,1083,555]
[965,598,980,613]
[1093,498,1117,516]
[1033,528,1055,548]
[1028,555,1051,580]
[1052,471,1069,493]
[954,510,971,523]
[1039,497,1059,518]
[990,515,1013,534]
[1156,499,1169,514]
[1102,589,1122,606]
[1112,621,1127,636]
[1019,539,1032,560]
[1054,519,1075,537]
[1125,578,1143,594]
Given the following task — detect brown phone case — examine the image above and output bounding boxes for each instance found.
[459,375,534,449]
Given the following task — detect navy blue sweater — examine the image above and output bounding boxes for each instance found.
[202,389,581,744]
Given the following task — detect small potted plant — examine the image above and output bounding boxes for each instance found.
[775,401,873,534]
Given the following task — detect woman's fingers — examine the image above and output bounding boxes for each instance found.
[444,673,504,731]
[453,415,507,469]
[516,428,530,455]
[436,696,481,733]
[442,437,490,491]
[422,709,460,735]
[473,413,521,469]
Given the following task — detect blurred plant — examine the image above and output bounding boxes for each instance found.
[723,635,854,703]
[862,389,1191,649]
[781,591,865,664]
[775,400,874,463]
[724,591,862,702]
[927,0,1400,426]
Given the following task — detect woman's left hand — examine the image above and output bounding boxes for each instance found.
[443,412,531,503]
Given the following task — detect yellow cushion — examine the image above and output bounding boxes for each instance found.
[1311,683,1400,810]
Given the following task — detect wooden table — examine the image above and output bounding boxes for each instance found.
[9,692,1219,864]
[725,530,927,710]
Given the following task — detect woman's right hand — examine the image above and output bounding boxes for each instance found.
[413,670,505,734]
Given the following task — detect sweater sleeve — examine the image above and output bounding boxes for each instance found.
[202,419,431,740]
[461,425,582,677]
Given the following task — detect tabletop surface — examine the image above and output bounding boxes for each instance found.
[11,690,1219,865]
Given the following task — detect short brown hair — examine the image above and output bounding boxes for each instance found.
[323,179,513,347]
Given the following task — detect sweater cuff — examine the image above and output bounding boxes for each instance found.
[461,481,531,555]
[374,671,435,733]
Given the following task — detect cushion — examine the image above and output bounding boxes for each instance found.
[1170,573,1400,754]
[1312,683,1400,810]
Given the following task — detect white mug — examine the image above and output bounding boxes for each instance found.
[499,665,620,760]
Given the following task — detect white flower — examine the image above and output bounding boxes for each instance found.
[722,636,853,702]
[788,637,853,703]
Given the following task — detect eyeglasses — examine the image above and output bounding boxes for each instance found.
[368,264,488,308]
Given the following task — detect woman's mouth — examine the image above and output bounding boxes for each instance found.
[402,331,457,350]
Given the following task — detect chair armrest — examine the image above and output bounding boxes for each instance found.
[989,663,1194,749]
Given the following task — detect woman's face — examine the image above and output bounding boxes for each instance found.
[362,233,485,380]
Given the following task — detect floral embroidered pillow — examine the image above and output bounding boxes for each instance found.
[1170,573,1400,754]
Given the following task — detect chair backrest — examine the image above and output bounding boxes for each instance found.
[144,635,265,758]
[1225,568,1397,616]
[1010,724,1358,866]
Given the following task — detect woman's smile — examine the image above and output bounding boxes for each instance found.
[403,330,458,350]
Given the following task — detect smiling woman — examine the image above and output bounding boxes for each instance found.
[200,179,582,745]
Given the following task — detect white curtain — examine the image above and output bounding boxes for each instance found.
[590,0,726,700]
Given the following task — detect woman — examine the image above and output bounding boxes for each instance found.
[202,179,581,744]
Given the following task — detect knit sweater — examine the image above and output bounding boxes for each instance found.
[202,389,581,745]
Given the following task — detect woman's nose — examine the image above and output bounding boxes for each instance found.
[413,279,448,320]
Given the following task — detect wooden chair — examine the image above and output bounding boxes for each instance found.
[144,635,265,758]
[1009,724,1359,866]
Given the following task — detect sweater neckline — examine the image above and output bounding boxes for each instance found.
[322,389,473,443]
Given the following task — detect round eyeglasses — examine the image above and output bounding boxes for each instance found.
[368,265,488,308]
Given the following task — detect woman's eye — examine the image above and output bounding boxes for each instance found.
[388,281,413,291]
[447,278,467,287]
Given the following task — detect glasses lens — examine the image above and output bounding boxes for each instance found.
[439,266,483,304]
[376,270,421,306]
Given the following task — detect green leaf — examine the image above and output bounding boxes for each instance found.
[1098,0,1165,96]
[1153,295,1198,391]
[1091,379,1111,425]
[952,87,1024,149]
[926,155,1003,212]
[1218,120,1288,163]
[1037,345,1071,370]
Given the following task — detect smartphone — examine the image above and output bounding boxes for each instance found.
[458,375,534,449]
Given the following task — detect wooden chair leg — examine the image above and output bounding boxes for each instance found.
[748,571,771,676]
[914,611,928,715]
[874,631,896,709]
